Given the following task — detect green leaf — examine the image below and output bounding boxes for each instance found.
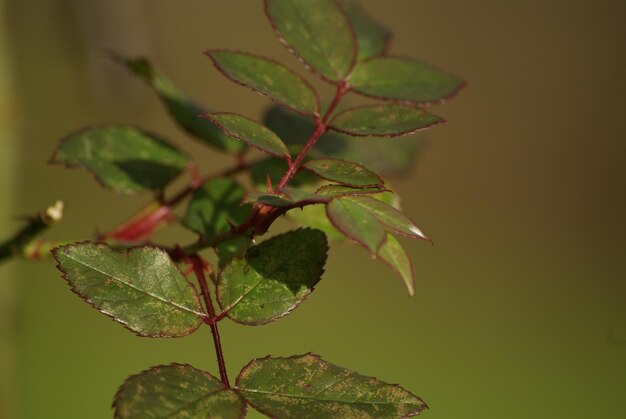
[182,178,252,240]
[379,233,415,296]
[52,243,204,337]
[237,353,427,418]
[326,198,386,255]
[264,105,423,178]
[265,0,357,82]
[316,184,388,197]
[330,104,445,137]
[114,364,246,419]
[244,188,330,208]
[303,158,383,187]
[216,236,253,269]
[204,113,290,158]
[350,56,465,104]
[287,204,344,241]
[338,0,392,59]
[115,55,245,153]
[51,126,188,194]
[217,229,328,325]
[344,196,430,241]
[250,157,318,188]
[207,50,319,115]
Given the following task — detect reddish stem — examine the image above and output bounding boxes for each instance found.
[191,257,230,387]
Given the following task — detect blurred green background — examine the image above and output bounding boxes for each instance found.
[1,0,625,418]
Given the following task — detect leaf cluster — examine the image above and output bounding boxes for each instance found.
[46,1,463,417]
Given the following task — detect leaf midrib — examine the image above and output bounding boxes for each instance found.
[66,253,203,317]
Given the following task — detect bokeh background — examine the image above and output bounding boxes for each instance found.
[1,0,625,418]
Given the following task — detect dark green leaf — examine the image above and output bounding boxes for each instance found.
[303,158,383,187]
[218,229,328,325]
[114,364,246,419]
[182,178,252,240]
[265,0,357,82]
[330,104,445,137]
[52,243,203,337]
[315,184,388,197]
[216,236,253,269]
[338,0,392,59]
[378,233,415,296]
[237,353,427,418]
[344,196,430,241]
[116,55,245,153]
[350,56,465,104]
[326,198,386,255]
[51,126,188,194]
[204,113,289,158]
[264,105,423,178]
[207,50,319,115]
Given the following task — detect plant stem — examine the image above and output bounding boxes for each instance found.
[192,257,230,387]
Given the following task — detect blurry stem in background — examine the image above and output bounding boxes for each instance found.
[0,201,64,264]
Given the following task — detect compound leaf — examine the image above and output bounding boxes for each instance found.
[237,354,427,418]
[330,104,444,137]
[378,233,415,296]
[182,178,252,240]
[52,126,188,195]
[207,49,319,115]
[303,158,383,187]
[116,55,245,153]
[52,243,204,337]
[350,56,465,104]
[217,229,328,325]
[338,0,392,59]
[204,113,290,158]
[244,188,330,208]
[114,364,246,419]
[326,198,386,255]
[265,0,357,82]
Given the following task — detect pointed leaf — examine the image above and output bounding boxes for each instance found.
[237,354,427,418]
[303,158,383,187]
[379,233,415,296]
[52,243,204,337]
[114,364,246,419]
[264,105,423,177]
[326,198,386,254]
[350,56,465,104]
[316,184,388,197]
[207,50,319,115]
[52,126,188,194]
[218,229,328,325]
[250,157,317,188]
[116,55,245,153]
[338,0,392,59]
[344,196,430,241]
[182,178,252,240]
[204,113,289,158]
[330,104,445,137]
[265,0,357,82]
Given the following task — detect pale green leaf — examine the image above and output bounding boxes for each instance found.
[303,158,383,187]
[326,198,386,254]
[116,55,245,153]
[205,113,289,158]
[207,49,319,115]
[217,229,328,325]
[114,364,246,419]
[237,354,427,418]
[330,104,444,137]
[265,0,357,82]
[52,243,204,337]
[182,178,252,240]
[378,233,415,296]
[350,56,465,104]
[52,126,188,195]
